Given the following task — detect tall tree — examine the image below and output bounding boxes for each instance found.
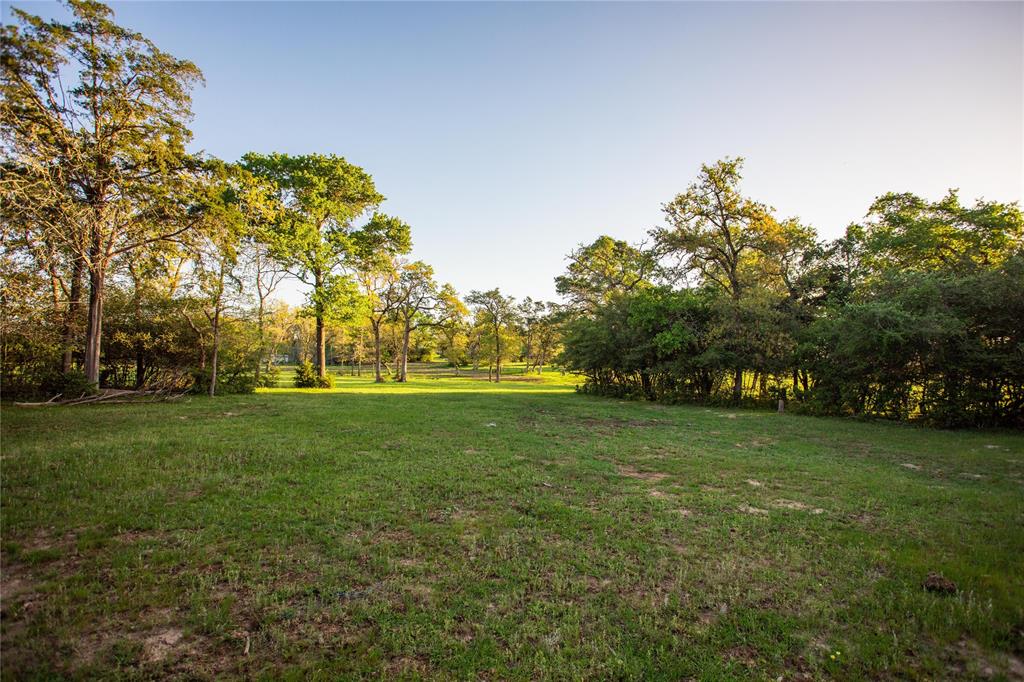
[466,289,518,382]
[2,0,204,385]
[393,261,439,382]
[241,153,389,380]
[652,158,776,401]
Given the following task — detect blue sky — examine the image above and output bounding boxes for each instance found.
[5,1,1022,304]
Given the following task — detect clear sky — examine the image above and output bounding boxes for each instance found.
[5,1,1023,305]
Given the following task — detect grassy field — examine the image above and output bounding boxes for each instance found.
[2,367,1023,680]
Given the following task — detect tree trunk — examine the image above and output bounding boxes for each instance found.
[255,296,265,385]
[62,259,84,374]
[135,350,145,390]
[494,325,502,383]
[209,305,221,397]
[399,320,411,382]
[372,321,384,383]
[316,314,326,379]
[130,262,145,390]
[83,263,105,386]
[732,367,743,403]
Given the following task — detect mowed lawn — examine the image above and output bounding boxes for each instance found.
[2,370,1023,680]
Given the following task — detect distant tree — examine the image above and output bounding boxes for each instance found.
[393,261,440,382]
[466,289,518,382]
[361,257,402,383]
[242,223,288,385]
[188,161,277,396]
[435,286,470,373]
[2,0,205,385]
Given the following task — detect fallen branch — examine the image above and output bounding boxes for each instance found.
[15,388,189,407]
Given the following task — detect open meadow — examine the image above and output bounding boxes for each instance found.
[2,368,1023,680]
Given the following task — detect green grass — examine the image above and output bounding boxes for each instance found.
[2,367,1023,680]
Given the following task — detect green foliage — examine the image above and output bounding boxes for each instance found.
[857,190,1023,274]
[39,369,98,400]
[293,360,333,388]
[555,236,656,311]
[563,159,1024,427]
[190,365,257,395]
[1,0,205,384]
[256,364,281,389]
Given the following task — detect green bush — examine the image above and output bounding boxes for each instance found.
[293,360,333,388]
[191,365,257,395]
[40,369,97,399]
[256,364,281,388]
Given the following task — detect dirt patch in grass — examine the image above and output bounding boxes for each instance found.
[386,655,432,675]
[739,505,769,516]
[618,465,669,483]
[142,627,185,663]
[948,638,1024,680]
[726,644,761,668]
[772,499,824,514]
[585,576,613,593]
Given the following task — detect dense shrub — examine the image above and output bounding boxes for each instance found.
[560,255,1024,428]
[40,369,98,399]
[190,363,258,395]
[256,365,281,388]
[293,360,333,388]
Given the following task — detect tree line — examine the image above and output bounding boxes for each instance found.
[556,159,1023,428]
[3,1,1021,428]
[1,0,561,398]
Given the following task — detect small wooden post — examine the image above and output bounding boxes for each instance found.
[777,387,786,414]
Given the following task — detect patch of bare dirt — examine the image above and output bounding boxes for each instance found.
[948,638,1024,680]
[617,465,669,483]
[772,499,824,514]
[726,644,760,668]
[738,505,769,516]
[142,628,184,663]
[386,655,431,675]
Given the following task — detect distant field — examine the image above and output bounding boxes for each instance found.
[273,361,556,386]
[2,373,1023,679]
